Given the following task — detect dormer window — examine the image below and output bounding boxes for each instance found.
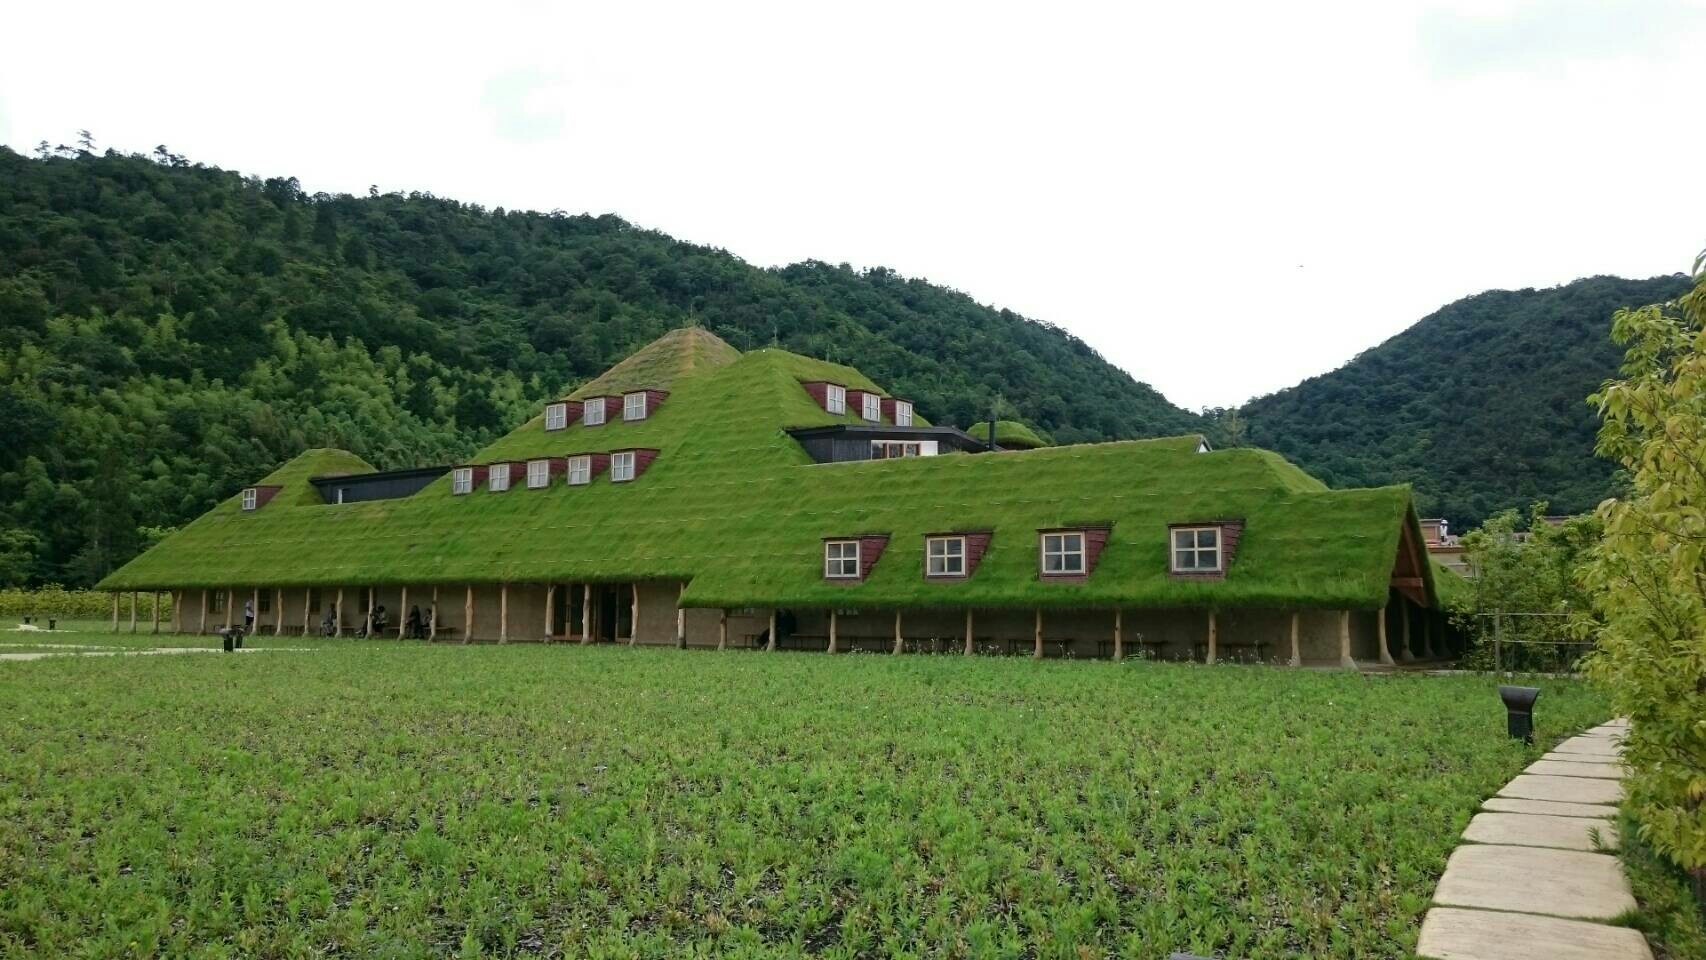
[526,459,550,489]
[862,393,881,422]
[451,468,473,495]
[624,392,648,421]
[488,463,512,493]
[611,451,636,482]
[241,488,258,511]
[567,455,591,486]
[824,540,860,579]
[826,384,846,415]
[1040,531,1086,576]
[894,400,913,426]
[583,398,607,426]
[1171,526,1222,573]
[926,536,965,577]
[545,403,568,431]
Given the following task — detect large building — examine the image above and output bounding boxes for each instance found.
[99,328,1460,666]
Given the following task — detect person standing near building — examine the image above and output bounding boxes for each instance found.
[243,598,254,633]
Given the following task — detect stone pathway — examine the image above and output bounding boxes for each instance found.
[1417,717,1652,960]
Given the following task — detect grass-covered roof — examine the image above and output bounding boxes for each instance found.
[101,331,1434,611]
[969,420,1051,449]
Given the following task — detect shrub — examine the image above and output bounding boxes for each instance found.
[0,585,172,622]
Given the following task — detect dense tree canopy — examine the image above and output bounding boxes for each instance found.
[0,146,1198,586]
[1240,274,1693,526]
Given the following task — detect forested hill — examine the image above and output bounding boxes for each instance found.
[1239,274,1693,527]
[0,146,1199,587]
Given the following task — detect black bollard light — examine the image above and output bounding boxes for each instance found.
[221,629,235,653]
[1499,685,1540,743]
[22,615,30,625]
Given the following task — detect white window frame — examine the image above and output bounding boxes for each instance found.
[452,467,473,495]
[1171,526,1223,573]
[526,459,550,489]
[824,540,860,579]
[872,441,922,459]
[488,463,511,492]
[544,402,568,431]
[566,455,591,486]
[861,392,881,422]
[583,398,607,426]
[1040,531,1086,576]
[241,488,258,511]
[611,451,636,482]
[623,391,647,421]
[894,400,913,427]
[826,383,846,415]
[926,536,966,577]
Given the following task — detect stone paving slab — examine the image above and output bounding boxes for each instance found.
[1499,774,1623,805]
[1542,751,1627,766]
[1603,718,1630,728]
[1482,796,1618,819]
[1525,759,1626,780]
[1553,736,1623,757]
[1417,907,1653,960]
[1463,812,1618,851]
[1433,844,1636,919]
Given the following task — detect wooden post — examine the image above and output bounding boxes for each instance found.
[767,609,778,652]
[545,584,556,642]
[1377,601,1395,666]
[581,583,592,645]
[1493,612,1503,677]
[198,589,208,634]
[1289,611,1302,667]
[1205,610,1217,664]
[464,586,474,644]
[499,583,509,643]
[151,592,161,635]
[1112,608,1122,661]
[629,584,640,646]
[302,589,311,637]
[892,610,903,655]
[225,589,235,630]
[128,592,137,633]
[676,583,686,649]
[1032,609,1044,659]
[828,609,839,654]
[172,590,181,633]
[362,588,373,639]
[249,588,258,634]
[1338,609,1355,669]
[109,593,119,632]
[1399,602,1415,661]
[335,588,345,638]
[429,586,438,642]
[399,586,409,640]
[964,608,975,656]
[718,609,728,650]
[274,588,283,636]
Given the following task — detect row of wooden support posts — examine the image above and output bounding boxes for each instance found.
[110,591,165,634]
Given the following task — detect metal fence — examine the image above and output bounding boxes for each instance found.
[1471,612,1592,676]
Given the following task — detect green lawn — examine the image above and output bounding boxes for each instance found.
[0,631,1612,958]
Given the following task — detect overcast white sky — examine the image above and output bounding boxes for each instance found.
[3,0,1703,409]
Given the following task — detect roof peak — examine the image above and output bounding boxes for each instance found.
[566,326,740,399]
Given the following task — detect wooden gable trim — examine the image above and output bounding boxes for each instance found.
[1390,517,1431,607]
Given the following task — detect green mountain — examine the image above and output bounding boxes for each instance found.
[0,147,1198,587]
[1238,274,1693,526]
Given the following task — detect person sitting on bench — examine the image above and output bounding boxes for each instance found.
[320,603,338,637]
[406,605,423,639]
[368,604,389,638]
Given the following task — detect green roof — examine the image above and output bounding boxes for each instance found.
[564,326,741,400]
[968,420,1050,449]
[100,331,1433,611]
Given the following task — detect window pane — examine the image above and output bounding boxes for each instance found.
[1175,550,1195,570]
[1063,533,1084,552]
[1197,529,1218,549]
[1173,529,1192,550]
[946,539,963,556]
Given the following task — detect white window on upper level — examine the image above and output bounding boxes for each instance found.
[611,451,636,482]
[824,540,860,579]
[1171,526,1222,573]
[545,402,568,431]
[567,455,591,486]
[926,536,966,577]
[1040,531,1086,576]
[241,488,258,511]
[583,398,607,426]
[527,459,550,489]
[872,441,922,459]
[624,392,647,421]
[862,392,881,422]
[894,400,913,426]
[488,463,511,492]
[826,384,846,415]
[452,468,473,495]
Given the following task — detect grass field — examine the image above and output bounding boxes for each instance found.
[0,630,1614,959]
